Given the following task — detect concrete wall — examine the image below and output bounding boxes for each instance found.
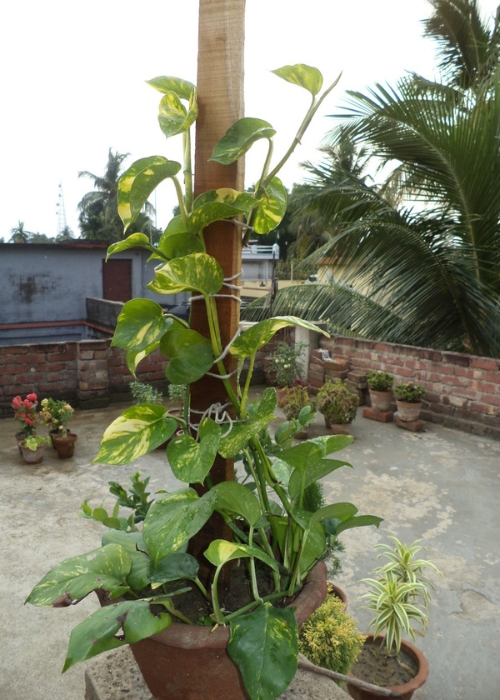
[0,243,187,329]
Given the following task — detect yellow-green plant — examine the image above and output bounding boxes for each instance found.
[299,587,365,678]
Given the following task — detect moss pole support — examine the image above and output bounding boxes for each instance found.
[189,0,246,566]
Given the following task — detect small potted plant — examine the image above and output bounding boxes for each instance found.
[130,381,164,405]
[299,586,365,678]
[266,341,308,404]
[316,380,360,435]
[12,393,39,450]
[393,383,426,422]
[366,371,394,413]
[40,398,77,459]
[347,538,440,700]
[280,383,314,439]
[19,434,51,465]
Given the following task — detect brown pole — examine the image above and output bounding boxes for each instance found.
[188,0,246,566]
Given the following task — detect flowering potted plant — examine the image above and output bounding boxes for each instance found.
[40,398,77,459]
[18,435,51,465]
[393,383,426,423]
[315,380,360,435]
[12,393,39,441]
[26,65,383,700]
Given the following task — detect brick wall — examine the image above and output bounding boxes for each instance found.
[320,335,500,440]
[0,339,169,415]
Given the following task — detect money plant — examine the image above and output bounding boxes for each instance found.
[27,64,382,700]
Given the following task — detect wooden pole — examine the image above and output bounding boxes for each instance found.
[189,0,246,566]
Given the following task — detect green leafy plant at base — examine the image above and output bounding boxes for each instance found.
[167,382,187,407]
[267,341,308,388]
[130,381,164,405]
[316,380,359,425]
[281,384,312,420]
[21,435,51,450]
[366,372,394,392]
[26,64,382,700]
[394,382,426,403]
[299,586,365,679]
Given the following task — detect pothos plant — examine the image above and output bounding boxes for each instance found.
[26,65,382,700]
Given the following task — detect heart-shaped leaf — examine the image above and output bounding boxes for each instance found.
[212,481,261,526]
[210,118,276,165]
[106,233,158,260]
[253,177,287,234]
[26,544,131,607]
[204,540,278,572]
[161,328,214,385]
[272,64,323,96]
[93,405,177,466]
[118,156,181,231]
[228,603,298,700]
[147,75,196,100]
[101,531,150,591]
[288,459,351,500]
[309,502,358,528]
[143,489,218,564]
[149,552,200,587]
[112,299,173,351]
[230,316,328,360]
[167,418,221,483]
[158,89,198,138]
[148,252,223,296]
[125,341,160,377]
[219,388,277,458]
[63,599,172,671]
[187,201,249,234]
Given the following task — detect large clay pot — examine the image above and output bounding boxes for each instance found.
[106,561,327,700]
[395,401,422,422]
[347,635,428,700]
[51,431,78,459]
[368,390,392,413]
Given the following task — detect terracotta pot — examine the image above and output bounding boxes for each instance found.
[324,416,352,435]
[276,386,287,408]
[51,431,78,459]
[101,561,327,700]
[329,582,348,609]
[395,400,422,422]
[347,635,429,700]
[15,432,26,454]
[19,443,45,465]
[368,389,392,413]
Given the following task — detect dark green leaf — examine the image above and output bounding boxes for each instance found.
[161,328,214,385]
[204,540,278,572]
[149,552,200,587]
[219,388,277,458]
[212,481,261,526]
[101,531,150,591]
[309,502,358,528]
[288,459,351,500]
[334,514,383,535]
[166,418,221,483]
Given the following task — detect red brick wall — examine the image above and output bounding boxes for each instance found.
[320,335,500,439]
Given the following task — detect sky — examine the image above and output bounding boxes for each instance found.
[1,0,499,241]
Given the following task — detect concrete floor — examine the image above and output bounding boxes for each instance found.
[1,389,499,700]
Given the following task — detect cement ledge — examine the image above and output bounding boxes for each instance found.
[85,646,351,700]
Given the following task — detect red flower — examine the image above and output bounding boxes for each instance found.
[27,393,37,401]
[11,396,22,409]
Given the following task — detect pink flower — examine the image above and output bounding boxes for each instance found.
[11,396,22,409]
[27,393,37,401]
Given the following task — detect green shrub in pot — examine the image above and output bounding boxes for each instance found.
[393,383,426,403]
[316,380,360,425]
[366,371,394,392]
[26,65,383,700]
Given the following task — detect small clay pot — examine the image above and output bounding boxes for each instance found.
[369,389,393,413]
[395,400,422,422]
[51,431,78,459]
[19,443,45,465]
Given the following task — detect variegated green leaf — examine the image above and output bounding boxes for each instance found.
[125,341,160,377]
[106,233,157,260]
[212,481,261,526]
[228,603,298,700]
[161,328,214,384]
[166,418,221,483]
[219,388,277,458]
[230,316,328,360]
[93,405,177,466]
[204,540,278,571]
[143,489,218,564]
[158,88,198,138]
[101,531,150,591]
[187,201,248,234]
[147,75,196,100]
[112,299,173,351]
[161,232,204,259]
[118,156,181,231]
[272,64,323,96]
[253,177,287,234]
[148,252,223,296]
[210,118,276,165]
[193,188,256,213]
[63,599,172,671]
[26,544,131,607]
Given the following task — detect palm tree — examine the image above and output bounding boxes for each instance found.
[9,221,32,243]
[245,1,500,358]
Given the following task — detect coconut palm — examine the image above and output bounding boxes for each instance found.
[244,1,500,358]
[9,220,32,243]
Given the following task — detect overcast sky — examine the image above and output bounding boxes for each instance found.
[1,0,498,240]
